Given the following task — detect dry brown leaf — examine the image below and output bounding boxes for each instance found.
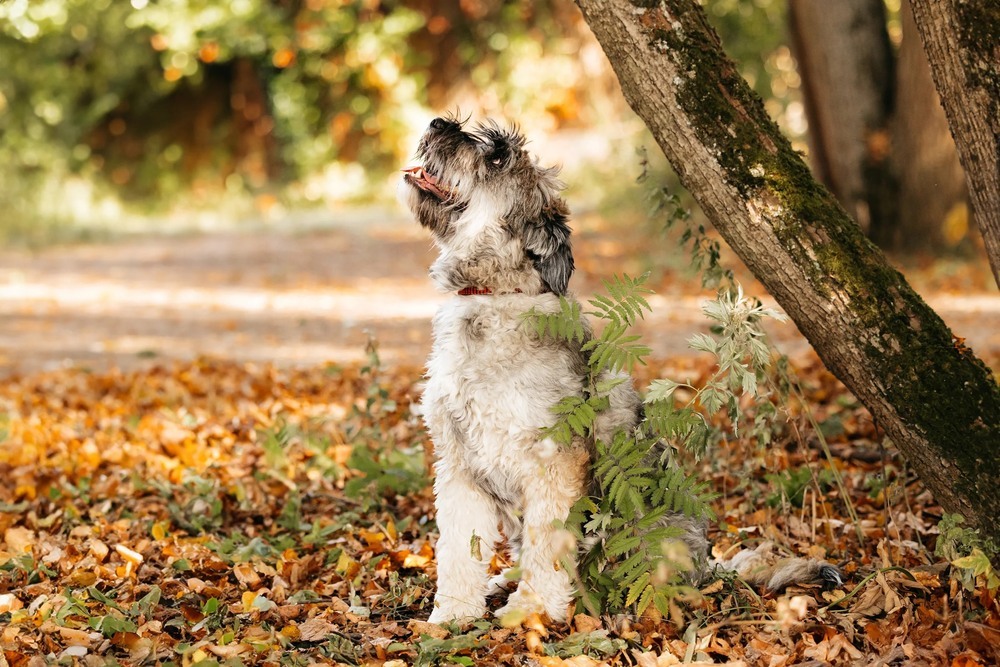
[407,619,450,640]
[4,526,35,555]
[573,613,603,633]
[206,643,250,658]
[298,615,337,642]
[0,356,997,664]
[40,623,100,648]
[632,650,681,666]
[233,562,262,588]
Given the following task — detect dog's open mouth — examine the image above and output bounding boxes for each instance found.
[402,166,454,201]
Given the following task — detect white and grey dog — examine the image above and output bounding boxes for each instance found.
[399,117,840,623]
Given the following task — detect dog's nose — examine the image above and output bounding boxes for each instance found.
[429,117,449,131]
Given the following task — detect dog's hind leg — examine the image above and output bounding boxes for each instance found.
[428,462,503,623]
[495,440,587,623]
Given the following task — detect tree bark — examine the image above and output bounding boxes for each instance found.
[908,0,1000,286]
[887,1,967,253]
[787,0,894,234]
[575,0,1000,542]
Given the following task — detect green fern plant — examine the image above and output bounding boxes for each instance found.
[524,271,788,618]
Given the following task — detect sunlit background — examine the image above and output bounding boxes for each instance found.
[1,0,996,373]
[0,0,816,236]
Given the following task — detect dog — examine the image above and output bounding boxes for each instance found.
[399,117,841,623]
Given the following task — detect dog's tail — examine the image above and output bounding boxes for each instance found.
[710,542,843,590]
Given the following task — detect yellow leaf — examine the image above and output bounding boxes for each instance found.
[66,570,98,587]
[335,550,359,578]
[151,521,169,541]
[499,606,528,628]
[525,630,544,654]
[953,549,991,577]
[402,551,431,568]
[524,612,548,637]
[943,202,969,246]
[241,591,258,613]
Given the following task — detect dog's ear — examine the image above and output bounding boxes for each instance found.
[524,200,574,295]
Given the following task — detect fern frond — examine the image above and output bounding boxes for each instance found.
[584,321,651,375]
[605,532,643,559]
[625,576,652,607]
[587,272,653,328]
[522,297,586,345]
[635,584,655,615]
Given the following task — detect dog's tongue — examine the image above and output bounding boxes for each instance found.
[402,166,441,187]
[402,165,448,198]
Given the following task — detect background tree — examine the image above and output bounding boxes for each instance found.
[789,0,968,254]
[787,0,893,235]
[575,0,1000,543]
[908,0,1000,287]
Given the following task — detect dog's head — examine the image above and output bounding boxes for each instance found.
[399,116,574,295]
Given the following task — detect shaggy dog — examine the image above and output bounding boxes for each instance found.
[399,117,840,623]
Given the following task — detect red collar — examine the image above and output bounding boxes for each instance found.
[457,286,522,296]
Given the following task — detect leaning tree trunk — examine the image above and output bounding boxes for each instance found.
[787,0,894,235]
[575,0,1000,543]
[908,0,1000,287]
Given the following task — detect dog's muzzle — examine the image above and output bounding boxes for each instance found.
[401,165,452,200]
[401,117,468,201]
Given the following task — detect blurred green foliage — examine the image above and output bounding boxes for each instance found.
[0,0,428,213]
[707,0,796,115]
[0,0,797,239]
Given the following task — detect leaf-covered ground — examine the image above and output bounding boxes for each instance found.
[2,349,999,666]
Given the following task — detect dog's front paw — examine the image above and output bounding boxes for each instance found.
[494,588,570,623]
[486,570,516,597]
[427,600,487,624]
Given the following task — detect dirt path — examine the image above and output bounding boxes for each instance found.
[1,210,998,376]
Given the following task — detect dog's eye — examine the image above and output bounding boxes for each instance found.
[486,142,508,169]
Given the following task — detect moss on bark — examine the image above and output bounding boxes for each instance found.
[955,2,1000,94]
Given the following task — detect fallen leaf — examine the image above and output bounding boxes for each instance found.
[573,613,602,633]
[0,593,23,613]
[298,615,337,641]
[408,619,450,640]
[4,527,35,554]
